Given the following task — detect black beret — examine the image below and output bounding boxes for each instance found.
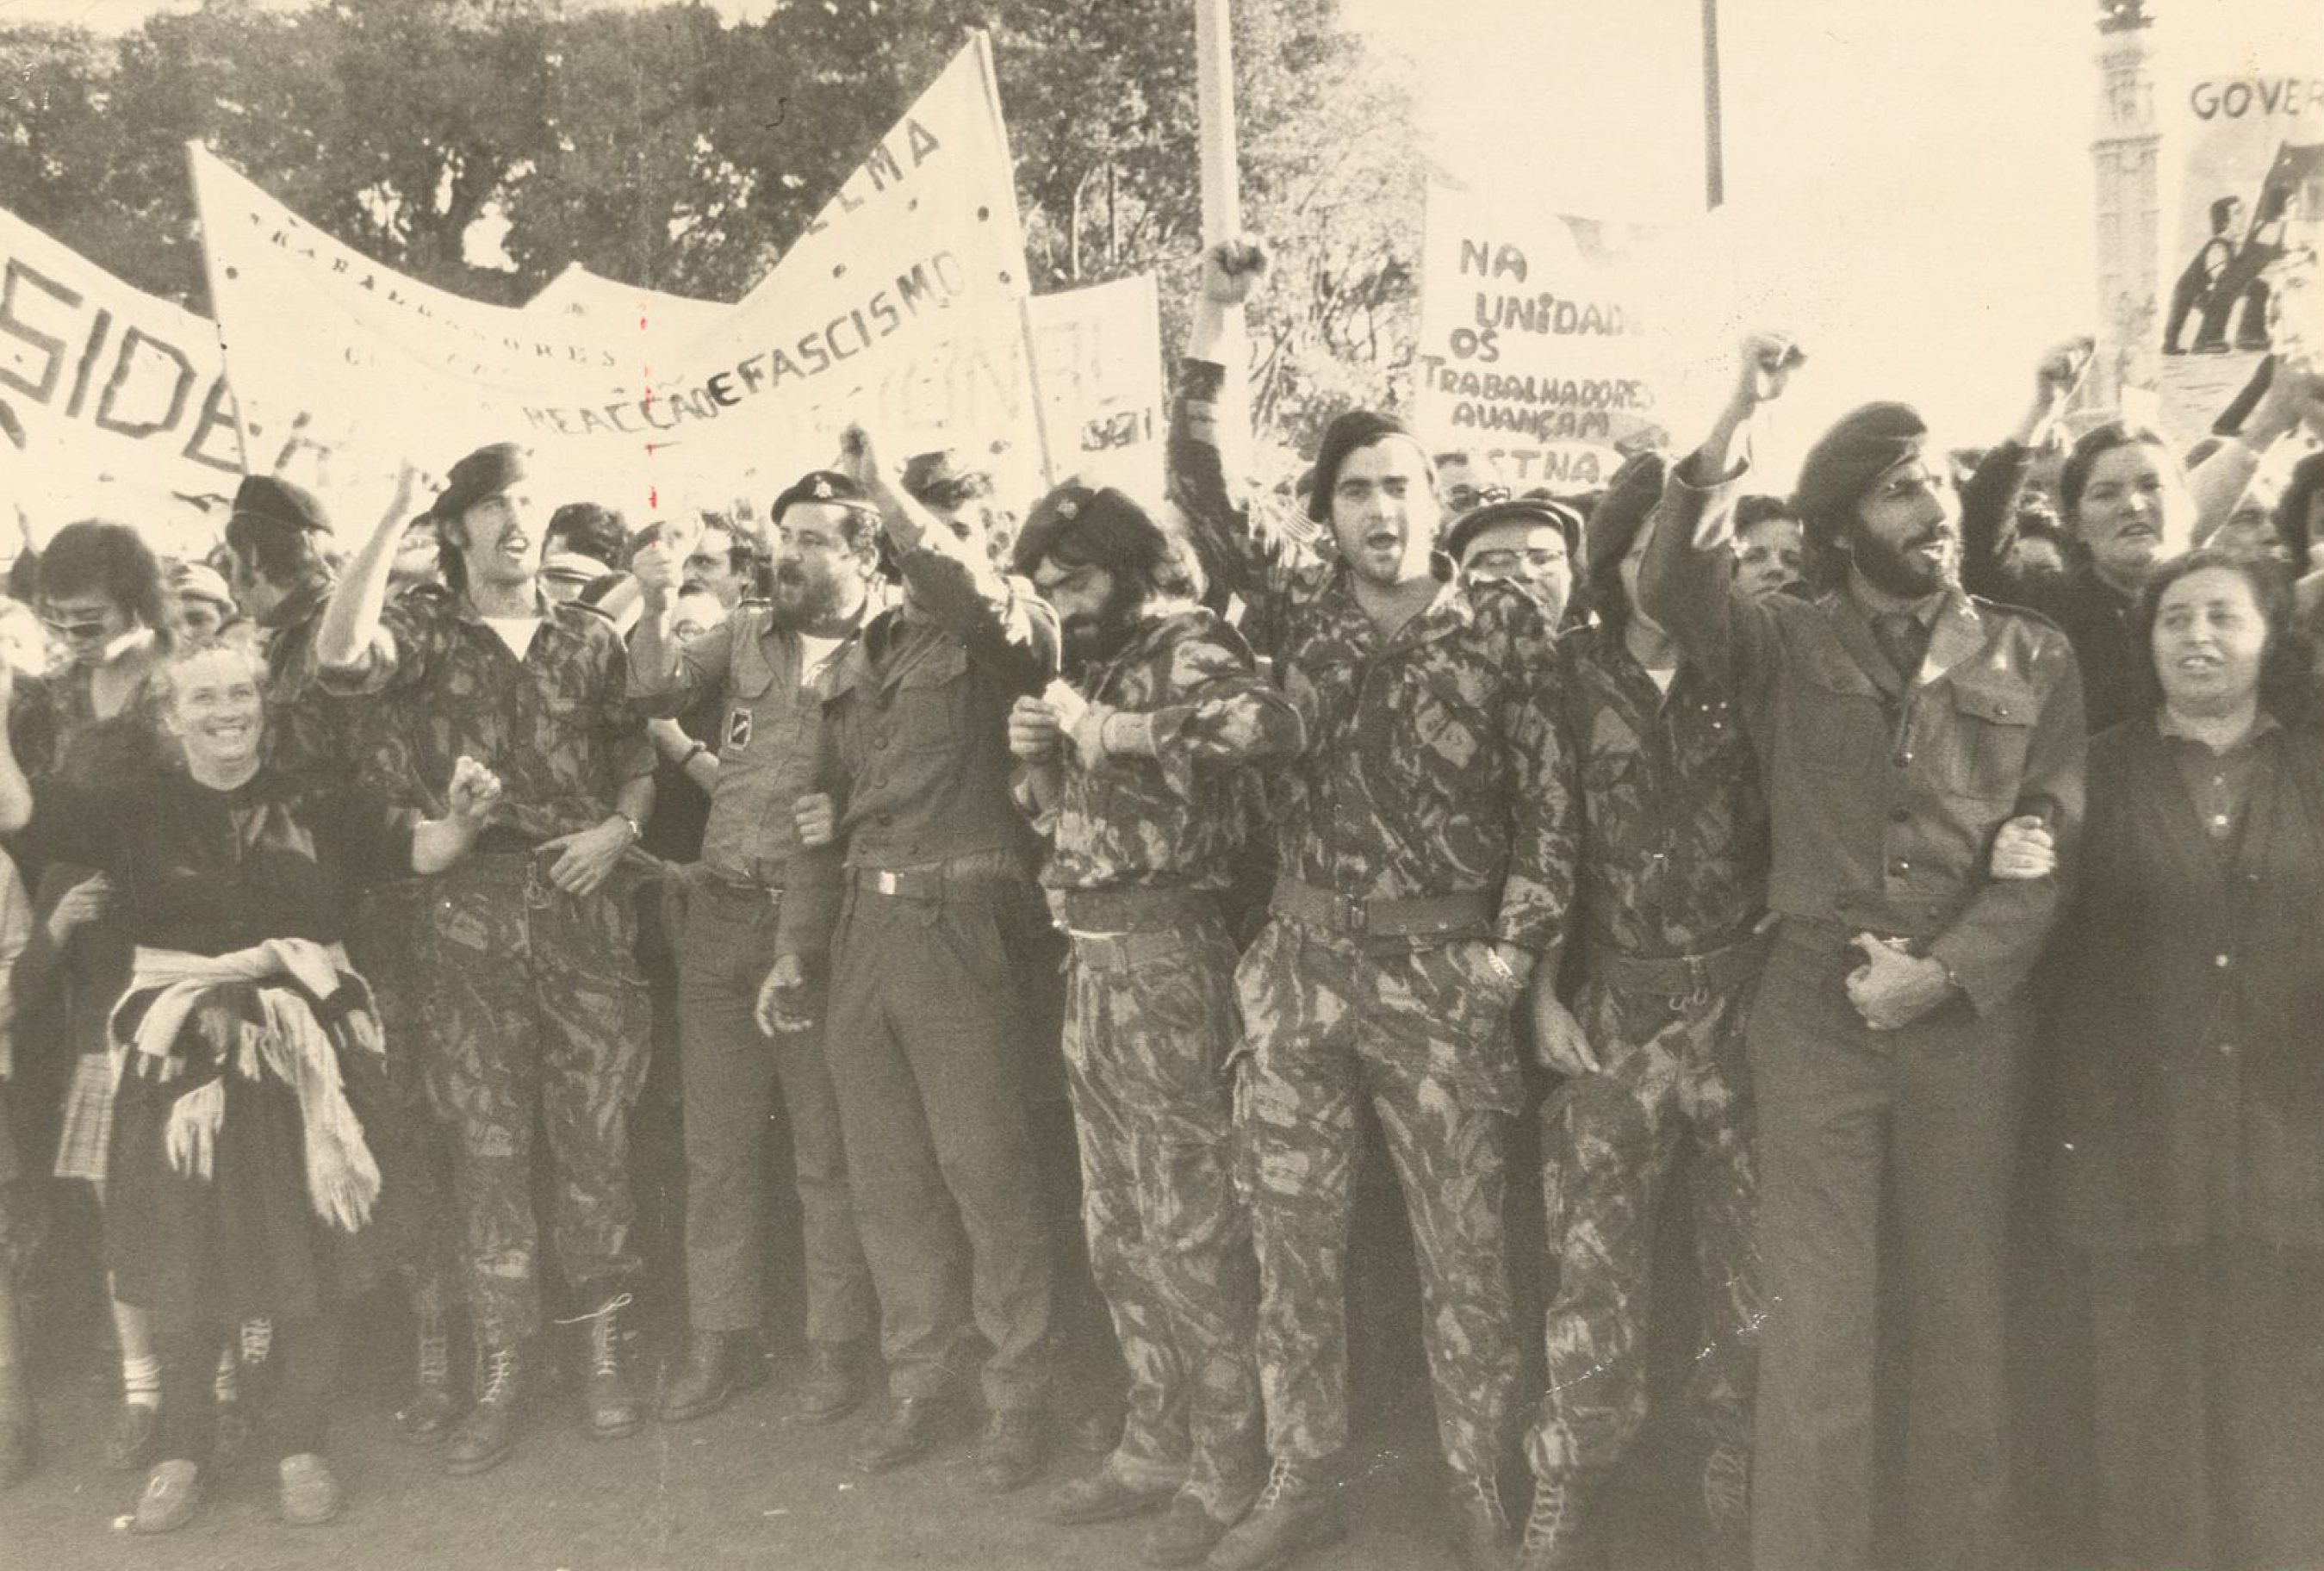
[1307,410,1428,523]
[1445,495,1584,565]
[1791,402,1929,540]
[228,473,331,537]
[430,443,526,524]
[770,469,879,526]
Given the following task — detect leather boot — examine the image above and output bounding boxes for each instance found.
[1448,1470,1514,1571]
[399,1293,457,1444]
[1204,1456,1343,1571]
[851,1392,959,1474]
[578,1292,641,1439]
[657,1330,766,1423]
[444,1342,525,1476]
[791,1340,861,1422]
[972,1406,1047,1493]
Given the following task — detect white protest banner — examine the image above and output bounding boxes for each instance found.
[194,34,1047,531]
[1028,275,1164,495]
[1414,183,1669,494]
[523,263,1162,502]
[0,207,266,550]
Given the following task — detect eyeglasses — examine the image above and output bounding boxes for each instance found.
[40,616,115,642]
[1447,484,1513,512]
[1465,549,1569,575]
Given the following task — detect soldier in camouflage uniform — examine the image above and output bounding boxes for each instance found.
[1515,455,1769,1571]
[1174,243,1577,1571]
[317,444,656,1476]
[224,474,464,1442]
[1004,482,1302,1568]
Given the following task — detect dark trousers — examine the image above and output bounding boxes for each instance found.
[2089,1240,2324,1571]
[675,874,873,1342]
[1749,924,2027,1571]
[155,1310,339,1467]
[823,886,1053,1411]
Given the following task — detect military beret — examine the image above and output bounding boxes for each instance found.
[771,469,878,526]
[1307,409,1429,523]
[429,443,526,524]
[228,473,331,537]
[1791,401,1929,538]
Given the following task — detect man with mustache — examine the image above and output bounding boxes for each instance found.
[1003,483,1302,1566]
[626,471,884,1428]
[315,442,658,1475]
[1172,239,1575,1571]
[1637,342,2087,1571]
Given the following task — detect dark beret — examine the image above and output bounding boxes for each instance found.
[430,443,526,524]
[228,473,331,537]
[771,469,879,526]
[1790,401,1929,537]
[1307,410,1428,523]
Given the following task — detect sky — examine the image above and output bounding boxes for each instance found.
[7,0,2315,461]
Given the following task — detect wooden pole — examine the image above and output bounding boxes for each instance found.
[1700,0,1725,209]
[1195,0,1241,244]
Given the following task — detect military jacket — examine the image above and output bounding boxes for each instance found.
[1026,605,1303,894]
[776,531,1060,958]
[1170,357,1575,955]
[629,599,863,885]
[1637,453,2086,1013]
[319,587,652,841]
[1559,623,1768,960]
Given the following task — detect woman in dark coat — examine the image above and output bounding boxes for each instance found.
[2042,549,2323,1570]
[0,636,502,1532]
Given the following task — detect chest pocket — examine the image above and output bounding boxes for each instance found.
[1932,675,2036,802]
[885,640,970,750]
[1788,656,1889,776]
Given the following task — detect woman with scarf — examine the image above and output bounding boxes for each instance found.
[0,634,503,1532]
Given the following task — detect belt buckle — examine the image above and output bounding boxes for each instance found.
[871,870,903,897]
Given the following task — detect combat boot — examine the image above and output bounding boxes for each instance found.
[577,1292,641,1439]
[1448,1469,1514,1571]
[1513,1476,1605,1571]
[792,1339,861,1421]
[1203,1456,1342,1571]
[398,1291,457,1444]
[444,1340,525,1475]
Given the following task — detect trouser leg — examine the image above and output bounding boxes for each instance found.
[1235,919,1362,1466]
[264,1310,340,1462]
[423,858,546,1341]
[531,872,649,1304]
[1889,993,2024,1571]
[675,888,781,1334]
[1748,933,1891,1571]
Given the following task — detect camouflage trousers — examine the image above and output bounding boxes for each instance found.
[1233,916,1525,1481]
[419,851,651,1340]
[1527,972,1761,1545]
[347,878,457,1307]
[1063,916,1264,1517]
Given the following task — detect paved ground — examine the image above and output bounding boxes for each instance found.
[1,1325,1707,1571]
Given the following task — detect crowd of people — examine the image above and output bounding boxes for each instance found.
[0,237,2317,1571]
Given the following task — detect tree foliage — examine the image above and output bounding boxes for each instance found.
[0,0,1423,450]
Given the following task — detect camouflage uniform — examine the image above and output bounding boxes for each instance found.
[1527,622,1768,1558]
[264,581,457,1301]
[321,587,654,1339]
[775,532,1059,1414]
[1022,605,1302,1515]
[629,599,877,1346]
[1172,359,1577,1487]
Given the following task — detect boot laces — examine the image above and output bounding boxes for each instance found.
[558,1292,632,1380]
[1522,1481,1573,1552]
[477,1345,518,1406]
[417,1328,451,1388]
[1457,1470,1507,1529]
[1255,1454,1305,1514]
[239,1316,274,1365]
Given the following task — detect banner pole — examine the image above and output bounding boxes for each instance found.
[184,140,255,476]
[1196,0,1242,245]
[967,30,1057,487]
[1700,0,1725,210]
